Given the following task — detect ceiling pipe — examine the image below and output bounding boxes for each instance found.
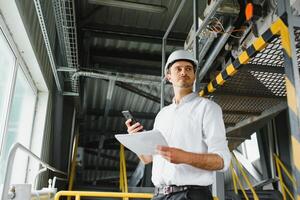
[88,0,167,13]
[72,71,160,86]
[198,25,234,82]
[161,0,187,109]
[185,0,225,50]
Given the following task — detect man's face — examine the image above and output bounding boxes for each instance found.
[166,60,195,88]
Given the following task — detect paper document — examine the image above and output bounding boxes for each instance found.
[115,130,168,155]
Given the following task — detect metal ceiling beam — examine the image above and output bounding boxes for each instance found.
[90,47,165,62]
[92,63,161,76]
[84,149,137,166]
[88,0,167,13]
[104,79,115,117]
[86,108,260,119]
[86,109,157,119]
[226,102,287,136]
[116,82,171,105]
[82,140,125,150]
[79,130,123,136]
[81,24,186,46]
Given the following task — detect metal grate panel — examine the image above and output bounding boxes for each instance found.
[210,36,289,128]
[294,27,300,67]
[250,37,284,67]
[53,0,79,93]
[212,95,284,113]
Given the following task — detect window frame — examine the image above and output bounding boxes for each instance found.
[0,15,38,157]
[0,27,18,154]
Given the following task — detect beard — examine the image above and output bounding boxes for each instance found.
[174,80,194,88]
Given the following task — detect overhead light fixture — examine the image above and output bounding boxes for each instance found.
[88,0,167,13]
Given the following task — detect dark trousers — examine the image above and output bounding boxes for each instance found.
[152,187,213,200]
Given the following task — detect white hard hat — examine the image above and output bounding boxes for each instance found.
[164,50,198,75]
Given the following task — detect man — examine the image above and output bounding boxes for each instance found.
[125,50,231,200]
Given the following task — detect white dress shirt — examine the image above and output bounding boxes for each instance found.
[151,92,231,186]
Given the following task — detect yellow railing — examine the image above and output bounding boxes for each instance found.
[230,164,250,200]
[67,132,79,200]
[274,154,297,200]
[54,190,219,200]
[120,144,128,200]
[55,191,153,200]
[230,153,259,200]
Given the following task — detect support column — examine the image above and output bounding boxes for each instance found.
[212,172,225,200]
[279,3,300,198]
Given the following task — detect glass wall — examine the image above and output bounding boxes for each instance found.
[0,25,37,193]
[239,133,260,163]
[0,29,15,150]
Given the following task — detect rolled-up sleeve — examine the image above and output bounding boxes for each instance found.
[202,101,231,172]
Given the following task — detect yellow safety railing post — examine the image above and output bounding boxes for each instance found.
[230,163,250,200]
[274,154,297,200]
[119,149,124,191]
[120,144,128,200]
[231,154,259,200]
[68,131,79,200]
[275,155,287,200]
[122,145,128,192]
[230,163,238,194]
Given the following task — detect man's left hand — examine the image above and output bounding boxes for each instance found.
[156,145,188,164]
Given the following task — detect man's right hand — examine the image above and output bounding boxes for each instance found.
[125,119,143,133]
[124,119,152,164]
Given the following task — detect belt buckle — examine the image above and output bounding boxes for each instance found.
[163,186,172,195]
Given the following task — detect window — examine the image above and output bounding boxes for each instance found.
[239,133,260,162]
[0,29,16,150]
[3,67,37,184]
[0,26,37,194]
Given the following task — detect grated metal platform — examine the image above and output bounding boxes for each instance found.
[207,28,300,149]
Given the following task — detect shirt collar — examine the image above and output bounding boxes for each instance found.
[172,92,198,105]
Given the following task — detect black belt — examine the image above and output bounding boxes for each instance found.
[154,185,210,195]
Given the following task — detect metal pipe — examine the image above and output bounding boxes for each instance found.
[193,0,199,91]
[163,0,186,40]
[193,0,199,59]
[33,167,47,190]
[198,37,215,65]
[198,25,233,82]
[52,176,68,188]
[186,0,225,50]
[67,133,79,200]
[161,39,166,109]
[161,0,187,109]
[31,188,57,199]
[67,109,77,178]
[2,143,67,200]
[33,0,62,92]
[72,71,160,86]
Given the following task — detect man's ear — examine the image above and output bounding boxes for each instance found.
[165,73,171,82]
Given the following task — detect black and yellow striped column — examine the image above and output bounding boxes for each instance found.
[198,14,300,199]
[278,14,300,200]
